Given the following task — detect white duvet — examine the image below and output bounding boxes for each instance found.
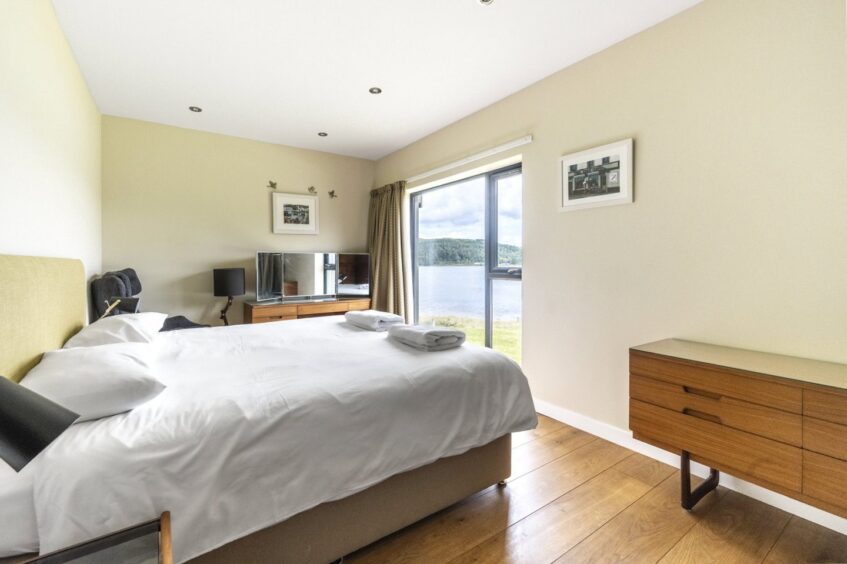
[25,316,536,562]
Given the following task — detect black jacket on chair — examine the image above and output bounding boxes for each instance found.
[90,268,208,331]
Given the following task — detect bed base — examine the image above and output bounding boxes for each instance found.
[190,434,511,564]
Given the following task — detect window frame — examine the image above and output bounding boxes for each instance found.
[410,163,523,349]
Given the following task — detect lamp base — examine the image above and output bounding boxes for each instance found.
[219,296,233,326]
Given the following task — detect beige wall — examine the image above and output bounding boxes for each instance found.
[102,117,375,325]
[0,0,101,276]
[376,0,847,429]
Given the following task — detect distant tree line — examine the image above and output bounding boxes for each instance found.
[416,238,522,266]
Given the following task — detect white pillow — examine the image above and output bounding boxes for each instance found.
[21,343,165,422]
[64,312,168,349]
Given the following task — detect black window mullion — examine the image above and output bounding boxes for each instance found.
[410,193,421,323]
[484,173,493,348]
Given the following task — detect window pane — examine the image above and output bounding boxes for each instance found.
[492,279,521,363]
[416,177,486,346]
[495,172,522,268]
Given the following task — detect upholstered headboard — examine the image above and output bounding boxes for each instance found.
[0,255,86,382]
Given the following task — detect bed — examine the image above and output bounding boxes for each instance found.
[0,254,536,563]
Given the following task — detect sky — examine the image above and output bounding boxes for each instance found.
[418,173,522,247]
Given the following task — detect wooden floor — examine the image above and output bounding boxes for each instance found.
[348,415,847,564]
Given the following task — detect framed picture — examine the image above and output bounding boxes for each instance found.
[272,192,319,235]
[559,138,633,212]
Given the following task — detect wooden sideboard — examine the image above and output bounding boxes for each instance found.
[243,298,371,324]
[630,339,847,517]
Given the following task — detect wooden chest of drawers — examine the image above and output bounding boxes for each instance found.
[630,339,847,518]
[244,298,371,324]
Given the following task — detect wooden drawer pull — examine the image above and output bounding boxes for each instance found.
[683,386,722,400]
[683,407,722,425]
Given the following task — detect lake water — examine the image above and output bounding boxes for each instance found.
[417,265,521,319]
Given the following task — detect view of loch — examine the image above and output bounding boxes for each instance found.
[417,264,522,363]
[418,265,521,318]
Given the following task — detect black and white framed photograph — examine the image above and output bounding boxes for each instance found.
[559,138,633,211]
[272,192,319,235]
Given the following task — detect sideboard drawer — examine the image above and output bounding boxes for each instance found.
[804,451,847,511]
[803,417,847,461]
[297,302,348,316]
[630,399,802,492]
[804,389,847,426]
[251,304,297,321]
[345,300,371,311]
[631,353,802,413]
[253,314,297,323]
[630,374,802,446]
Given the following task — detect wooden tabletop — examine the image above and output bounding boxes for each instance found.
[632,339,847,392]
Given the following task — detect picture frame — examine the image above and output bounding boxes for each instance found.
[559,138,633,212]
[272,192,319,235]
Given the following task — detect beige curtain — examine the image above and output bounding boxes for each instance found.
[368,181,408,319]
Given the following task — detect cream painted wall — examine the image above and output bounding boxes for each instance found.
[375,0,847,430]
[0,0,101,276]
[101,117,375,325]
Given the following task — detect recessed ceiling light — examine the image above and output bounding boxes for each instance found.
[369,87,382,94]
[317,132,328,137]
[188,106,202,112]
[478,0,494,4]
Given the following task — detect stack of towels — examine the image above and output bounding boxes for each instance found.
[386,324,466,352]
[344,310,466,352]
[344,309,404,332]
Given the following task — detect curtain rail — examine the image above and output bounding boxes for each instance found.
[405,135,532,184]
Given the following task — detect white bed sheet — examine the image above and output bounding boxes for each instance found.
[26,316,537,562]
[0,464,38,556]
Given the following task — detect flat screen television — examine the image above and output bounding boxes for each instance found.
[257,252,370,301]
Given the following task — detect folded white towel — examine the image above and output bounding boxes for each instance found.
[387,324,466,351]
[345,310,405,332]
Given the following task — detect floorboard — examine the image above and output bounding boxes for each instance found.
[347,414,847,564]
[558,474,726,563]
[348,440,628,563]
[762,515,847,563]
[658,491,790,564]
[509,425,595,481]
[451,454,672,564]
[511,414,565,448]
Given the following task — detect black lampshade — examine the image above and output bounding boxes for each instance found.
[213,268,246,297]
[0,377,79,472]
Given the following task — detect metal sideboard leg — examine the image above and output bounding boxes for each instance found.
[680,450,720,510]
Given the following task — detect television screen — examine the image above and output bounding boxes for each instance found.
[256,252,282,301]
[337,253,370,297]
[282,252,337,299]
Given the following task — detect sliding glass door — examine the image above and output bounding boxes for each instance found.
[411,164,522,362]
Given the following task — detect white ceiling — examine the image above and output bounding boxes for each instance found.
[52,0,701,160]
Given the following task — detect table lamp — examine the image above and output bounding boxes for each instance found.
[0,376,79,472]
[213,268,246,326]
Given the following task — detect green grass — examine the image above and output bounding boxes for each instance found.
[420,315,522,364]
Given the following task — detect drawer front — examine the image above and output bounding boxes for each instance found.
[252,315,297,323]
[345,300,371,311]
[803,417,847,461]
[804,389,847,426]
[630,352,802,414]
[630,399,802,492]
[631,374,802,446]
[251,304,297,319]
[803,451,847,511]
[297,302,348,316]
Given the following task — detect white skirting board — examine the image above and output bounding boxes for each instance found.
[533,397,847,536]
